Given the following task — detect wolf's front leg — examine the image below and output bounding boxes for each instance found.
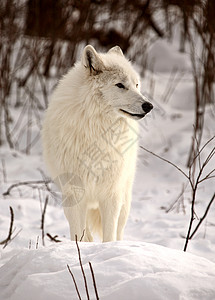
[100,195,122,242]
[117,186,132,241]
[63,201,87,241]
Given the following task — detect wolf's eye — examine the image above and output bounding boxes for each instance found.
[136,84,138,88]
[115,83,125,89]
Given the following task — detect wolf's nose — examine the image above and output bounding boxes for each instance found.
[142,101,153,114]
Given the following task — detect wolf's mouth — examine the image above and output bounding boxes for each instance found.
[119,109,146,119]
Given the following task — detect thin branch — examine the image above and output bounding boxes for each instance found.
[41,196,48,229]
[1,158,7,183]
[80,229,85,242]
[140,146,191,183]
[67,264,82,300]
[184,137,215,251]
[183,187,197,252]
[190,135,215,168]
[194,130,202,171]
[38,169,60,202]
[36,236,39,249]
[3,180,51,196]
[198,169,215,184]
[46,233,61,243]
[202,175,215,181]
[194,147,215,188]
[189,193,215,240]
[5,228,22,249]
[0,206,14,247]
[75,235,90,300]
[165,182,188,214]
[204,147,215,166]
[89,262,99,300]
[141,139,215,252]
[67,236,99,299]
[41,196,49,246]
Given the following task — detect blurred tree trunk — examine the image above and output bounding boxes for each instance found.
[25,0,66,39]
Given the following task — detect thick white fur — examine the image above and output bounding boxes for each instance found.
[42,45,150,242]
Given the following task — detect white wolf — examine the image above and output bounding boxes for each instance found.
[42,45,153,242]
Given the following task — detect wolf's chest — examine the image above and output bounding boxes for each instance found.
[76,119,138,184]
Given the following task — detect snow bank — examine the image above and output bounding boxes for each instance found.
[1,241,215,300]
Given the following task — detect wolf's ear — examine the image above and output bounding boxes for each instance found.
[108,46,124,57]
[82,45,104,75]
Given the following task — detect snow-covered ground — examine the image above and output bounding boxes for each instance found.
[0,37,215,299]
[1,241,215,300]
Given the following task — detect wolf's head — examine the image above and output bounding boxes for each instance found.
[82,45,153,120]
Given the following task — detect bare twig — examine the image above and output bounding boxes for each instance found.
[4,99,14,150]
[67,237,99,299]
[189,193,215,240]
[184,138,214,251]
[3,180,51,196]
[46,233,61,243]
[7,228,22,248]
[194,132,202,171]
[0,208,21,249]
[80,229,85,242]
[0,206,14,248]
[183,190,196,251]
[165,182,188,214]
[1,159,7,183]
[38,169,61,203]
[67,264,82,300]
[161,68,184,103]
[36,236,39,249]
[140,146,191,183]
[75,234,90,300]
[198,169,215,184]
[89,262,99,300]
[141,137,215,252]
[0,206,14,247]
[41,196,49,246]
[192,136,215,165]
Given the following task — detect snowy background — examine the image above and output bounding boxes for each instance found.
[1,2,215,300]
